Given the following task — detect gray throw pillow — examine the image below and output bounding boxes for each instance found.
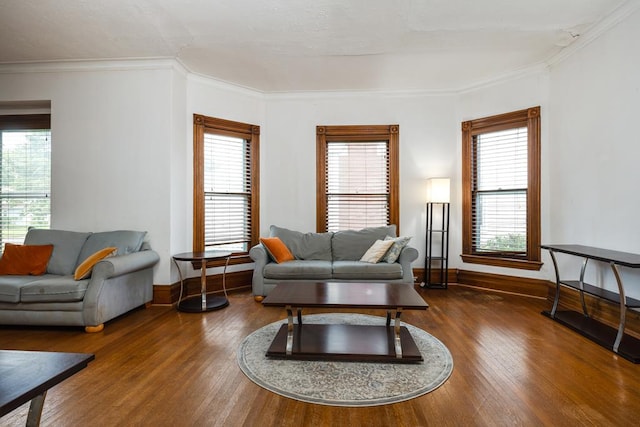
[382,235,412,263]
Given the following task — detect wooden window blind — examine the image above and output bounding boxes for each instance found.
[472,127,528,256]
[193,114,259,255]
[316,124,399,233]
[461,107,541,271]
[203,133,251,251]
[0,114,51,250]
[325,141,390,231]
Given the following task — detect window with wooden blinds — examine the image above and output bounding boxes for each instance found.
[193,115,259,255]
[316,125,399,233]
[203,133,251,251]
[326,141,390,231]
[461,107,542,270]
[0,114,51,251]
[472,127,528,256]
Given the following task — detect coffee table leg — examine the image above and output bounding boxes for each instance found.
[394,309,403,359]
[286,305,294,355]
[26,391,46,427]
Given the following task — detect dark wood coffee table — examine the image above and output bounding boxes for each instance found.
[262,282,429,363]
[0,350,94,426]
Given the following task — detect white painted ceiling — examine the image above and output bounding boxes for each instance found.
[0,0,631,92]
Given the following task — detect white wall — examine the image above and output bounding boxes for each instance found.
[456,70,551,280]
[548,7,640,297]
[264,92,458,268]
[0,61,178,283]
[177,74,267,281]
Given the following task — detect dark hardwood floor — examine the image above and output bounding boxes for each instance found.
[1,285,639,426]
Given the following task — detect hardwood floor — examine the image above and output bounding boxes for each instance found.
[2,285,639,426]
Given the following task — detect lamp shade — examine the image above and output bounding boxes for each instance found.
[426,178,450,203]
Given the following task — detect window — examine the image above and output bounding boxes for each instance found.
[316,125,399,232]
[193,115,259,256]
[461,107,541,270]
[0,114,51,251]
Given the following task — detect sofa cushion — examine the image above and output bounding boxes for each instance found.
[270,225,333,261]
[24,229,91,276]
[77,230,146,268]
[263,260,332,280]
[260,237,295,263]
[332,260,403,280]
[332,225,397,261]
[20,276,90,303]
[0,275,49,303]
[0,243,54,275]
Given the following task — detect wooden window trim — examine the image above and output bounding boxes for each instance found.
[0,114,50,130]
[193,114,260,255]
[316,124,399,233]
[461,107,542,271]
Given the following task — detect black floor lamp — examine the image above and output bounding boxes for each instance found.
[423,178,450,289]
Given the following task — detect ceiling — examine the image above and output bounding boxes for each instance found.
[0,0,630,92]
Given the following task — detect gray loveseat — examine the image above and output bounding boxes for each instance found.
[250,225,418,300]
[0,229,159,332]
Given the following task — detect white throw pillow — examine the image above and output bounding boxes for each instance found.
[360,239,395,263]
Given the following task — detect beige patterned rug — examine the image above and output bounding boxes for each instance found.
[237,313,453,407]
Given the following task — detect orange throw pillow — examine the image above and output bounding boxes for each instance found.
[74,247,118,280]
[260,237,295,263]
[0,243,54,275]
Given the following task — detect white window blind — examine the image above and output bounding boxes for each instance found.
[325,141,389,231]
[0,129,51,250]
[203,132,251,252]
[472,127,527,255]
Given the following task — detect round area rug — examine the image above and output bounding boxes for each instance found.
[237,313,453,407]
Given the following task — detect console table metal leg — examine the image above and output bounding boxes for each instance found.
[549,250,561,317]
[579,258,590,316]
[611,263,627,353]
[394,308,403,359]
[173,258,186,307]
[200,261,208,311]
[222,255,230,299]
[26,391,46,427]
[286,305,294,355]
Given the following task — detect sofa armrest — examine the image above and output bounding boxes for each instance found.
[90,250,160,280]
[249,243,269,265]
[249,244,271,298]
[81,249,159,328]
[398,245,419,284]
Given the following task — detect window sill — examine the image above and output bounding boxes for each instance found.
[460,254,543,271]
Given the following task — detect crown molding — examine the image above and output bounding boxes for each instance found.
[182,64,266,100]
[546,0,640,67]
[456,63,550,95]
[0,57,180,74]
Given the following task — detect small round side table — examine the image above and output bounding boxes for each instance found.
[172,251,232,313]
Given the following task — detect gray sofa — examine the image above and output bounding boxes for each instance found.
[250,225,418,300]
[0,229,159,332]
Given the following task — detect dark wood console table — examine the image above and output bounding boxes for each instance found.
[1,350,94,426]
[541,244,640,363]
